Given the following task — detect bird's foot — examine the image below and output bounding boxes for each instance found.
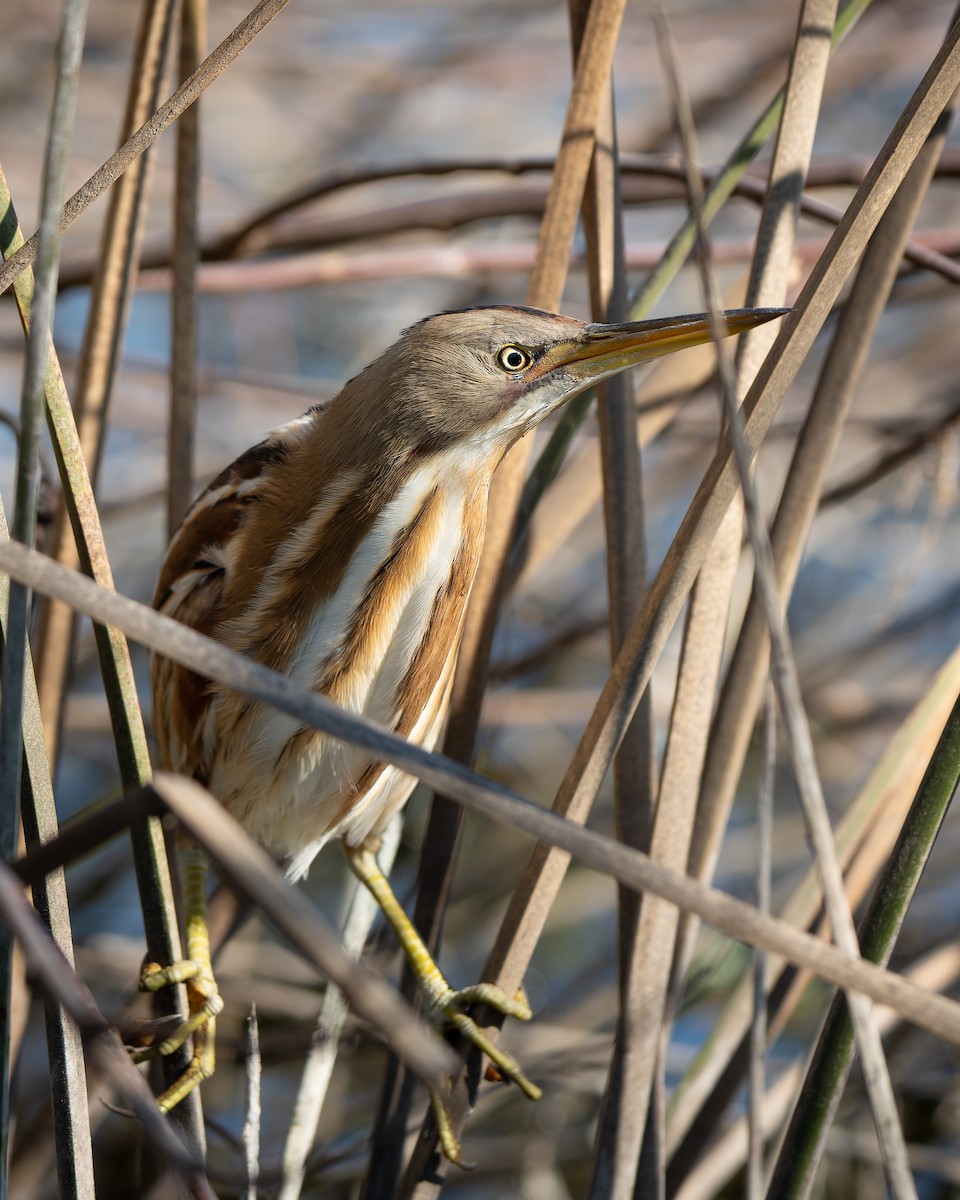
[132,958,223,1110]
[424,979,541,1101]
[343,845,540,1163]
[418,980,541,1166]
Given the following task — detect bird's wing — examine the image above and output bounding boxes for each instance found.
[151,418,311,778]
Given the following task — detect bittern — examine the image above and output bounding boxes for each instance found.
[143,303,783,1161]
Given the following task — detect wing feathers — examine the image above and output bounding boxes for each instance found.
[152,407,491,866]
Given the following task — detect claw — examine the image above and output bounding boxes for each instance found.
[435,987,542,1101]
[132,967,223,1062]
[429,1081,477,1170]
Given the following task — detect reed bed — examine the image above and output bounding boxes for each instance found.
[2,1,960,1196]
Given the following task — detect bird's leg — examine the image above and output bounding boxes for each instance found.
[344,843,541,1161]
[133,845,224,1111]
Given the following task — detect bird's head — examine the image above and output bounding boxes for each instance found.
[340,304,786,465]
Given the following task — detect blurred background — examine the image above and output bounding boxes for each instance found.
[3,0,960,1195]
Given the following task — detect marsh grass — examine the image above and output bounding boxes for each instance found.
[2,1,960,1197]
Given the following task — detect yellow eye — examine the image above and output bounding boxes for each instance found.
[496,345,533,372]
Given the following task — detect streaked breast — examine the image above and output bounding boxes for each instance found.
[209,457,489,859]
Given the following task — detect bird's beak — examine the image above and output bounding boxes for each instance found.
[543,307,788,385]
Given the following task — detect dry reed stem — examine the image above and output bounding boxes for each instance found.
[747,690,776,1200]
[168,0,206,539]
[0,2,90,1194]
[3,539,960,1051]
[110,224,960,294]
[67,153,960,294]
[402,37,960,1154]
[0,856,213,1198]
[374,1,635,1188]
[34,0,178,769]
[659,0,839,1180]
[667,21,916,1200]
[662,9,915,1191]
[654,0,830,1183]
[569,1,659,1191]
[673,945,960,1200]
[665,642,960,1159]
[0,496,93,1200]
[0,0,294,297]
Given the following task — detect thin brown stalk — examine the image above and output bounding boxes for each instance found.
[822,395,960,505]
[0,2,89,1193]
[748,689,776,1199]
[641,4,838,1191]
[0,496,94,1200]
[569,0,660,1192]
[101,147,955,269]
[0,0,294,297]
[673,945,960,1200]
[0,170,202,1152]
[665,644,960,1162]
[684,17,960,1010]
[114,222,960,293]
[0,857,213,1197]
[3,538,960,1058]
[12,793,142,888]
[35,0,176,770]
[662,0,838,1094]
[660,7,914,1190]
[615,498,743,1182]
[368,1,635,1189]
[167,0,205,539]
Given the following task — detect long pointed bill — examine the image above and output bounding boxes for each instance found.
[544,307,788,386]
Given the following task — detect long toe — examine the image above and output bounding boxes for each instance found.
[428,1082,476,1170]
[440,996,542,1102]
[131,968,222,1111]
[446,981,533,1022]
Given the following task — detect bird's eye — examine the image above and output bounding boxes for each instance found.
[496,345,533,373]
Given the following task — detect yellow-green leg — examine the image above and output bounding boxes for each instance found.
[133,845,224,1111]
[345,844,541,1164]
